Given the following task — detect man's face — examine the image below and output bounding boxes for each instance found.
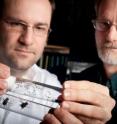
[0,0,52,70]
[95,0,117,65]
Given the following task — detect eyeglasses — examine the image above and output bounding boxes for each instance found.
[92,19,117,32]
[2,19,51,37]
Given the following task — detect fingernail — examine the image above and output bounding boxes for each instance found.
[62,102,69,109]
[64,82,70,88]
[4,83,8,88]
[57,95,63,101]
[3,89,7,93]
[64,91,70,98]
[44,113,52,120]
[48,108,55,114]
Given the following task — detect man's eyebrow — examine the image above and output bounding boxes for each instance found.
[4,17,26,24]
[35,22,49,28]
[4,16,49,27]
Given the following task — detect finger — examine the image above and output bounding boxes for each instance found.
[0,89,7,95]
[0,80,8,95]
[0,63,10,78]
[63,80,109,96]
[0,80,7,90]
[76,115,104,124]
[61,101,112,122]
[53,108,83,124]
[62,89,115,109]
[43,113,61,124]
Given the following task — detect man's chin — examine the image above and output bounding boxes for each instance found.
[99,55,117,65]
[11,62,33,70]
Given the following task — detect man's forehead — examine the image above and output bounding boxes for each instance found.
[2,0,52,24]
[3,0,51,13]
[98,0,117,20]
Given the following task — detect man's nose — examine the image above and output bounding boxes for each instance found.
[106,26,117,42]
[19,27,34,45]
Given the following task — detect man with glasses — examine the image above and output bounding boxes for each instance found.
[0,0,115,124]
[70,0,117,123]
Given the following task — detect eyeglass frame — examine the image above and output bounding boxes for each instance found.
[92,19,117,32]
[1,18,52,37]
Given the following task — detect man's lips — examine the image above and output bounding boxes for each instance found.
[104,43,117,49]
[15,49,35,55]
[104,46,117,49]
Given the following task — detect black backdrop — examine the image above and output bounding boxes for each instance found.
[48,0,99,63]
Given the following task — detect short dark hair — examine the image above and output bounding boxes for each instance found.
[95,0,101,14]
[49,0,55,12]
[0,0,55,18]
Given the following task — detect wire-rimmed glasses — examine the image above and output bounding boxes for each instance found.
[92,19,117,32]
[2,18,51,37]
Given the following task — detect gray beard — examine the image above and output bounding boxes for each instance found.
[98,50,117,65]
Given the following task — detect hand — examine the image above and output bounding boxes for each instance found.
[0,63,10,95]
[42,108,85,124]
[42,80,115,124]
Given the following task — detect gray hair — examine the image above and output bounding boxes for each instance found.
[94,0,102,16]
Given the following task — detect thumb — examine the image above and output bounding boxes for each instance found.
[0,63,10,78]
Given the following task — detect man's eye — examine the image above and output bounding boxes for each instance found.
[102,22,110,27]
[36,27,46,31]
[9,21,24,27]
[3,19,25,27]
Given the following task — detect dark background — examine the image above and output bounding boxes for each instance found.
[48,0,100,63]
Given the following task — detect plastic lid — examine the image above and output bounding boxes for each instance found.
[5,76,16,90]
